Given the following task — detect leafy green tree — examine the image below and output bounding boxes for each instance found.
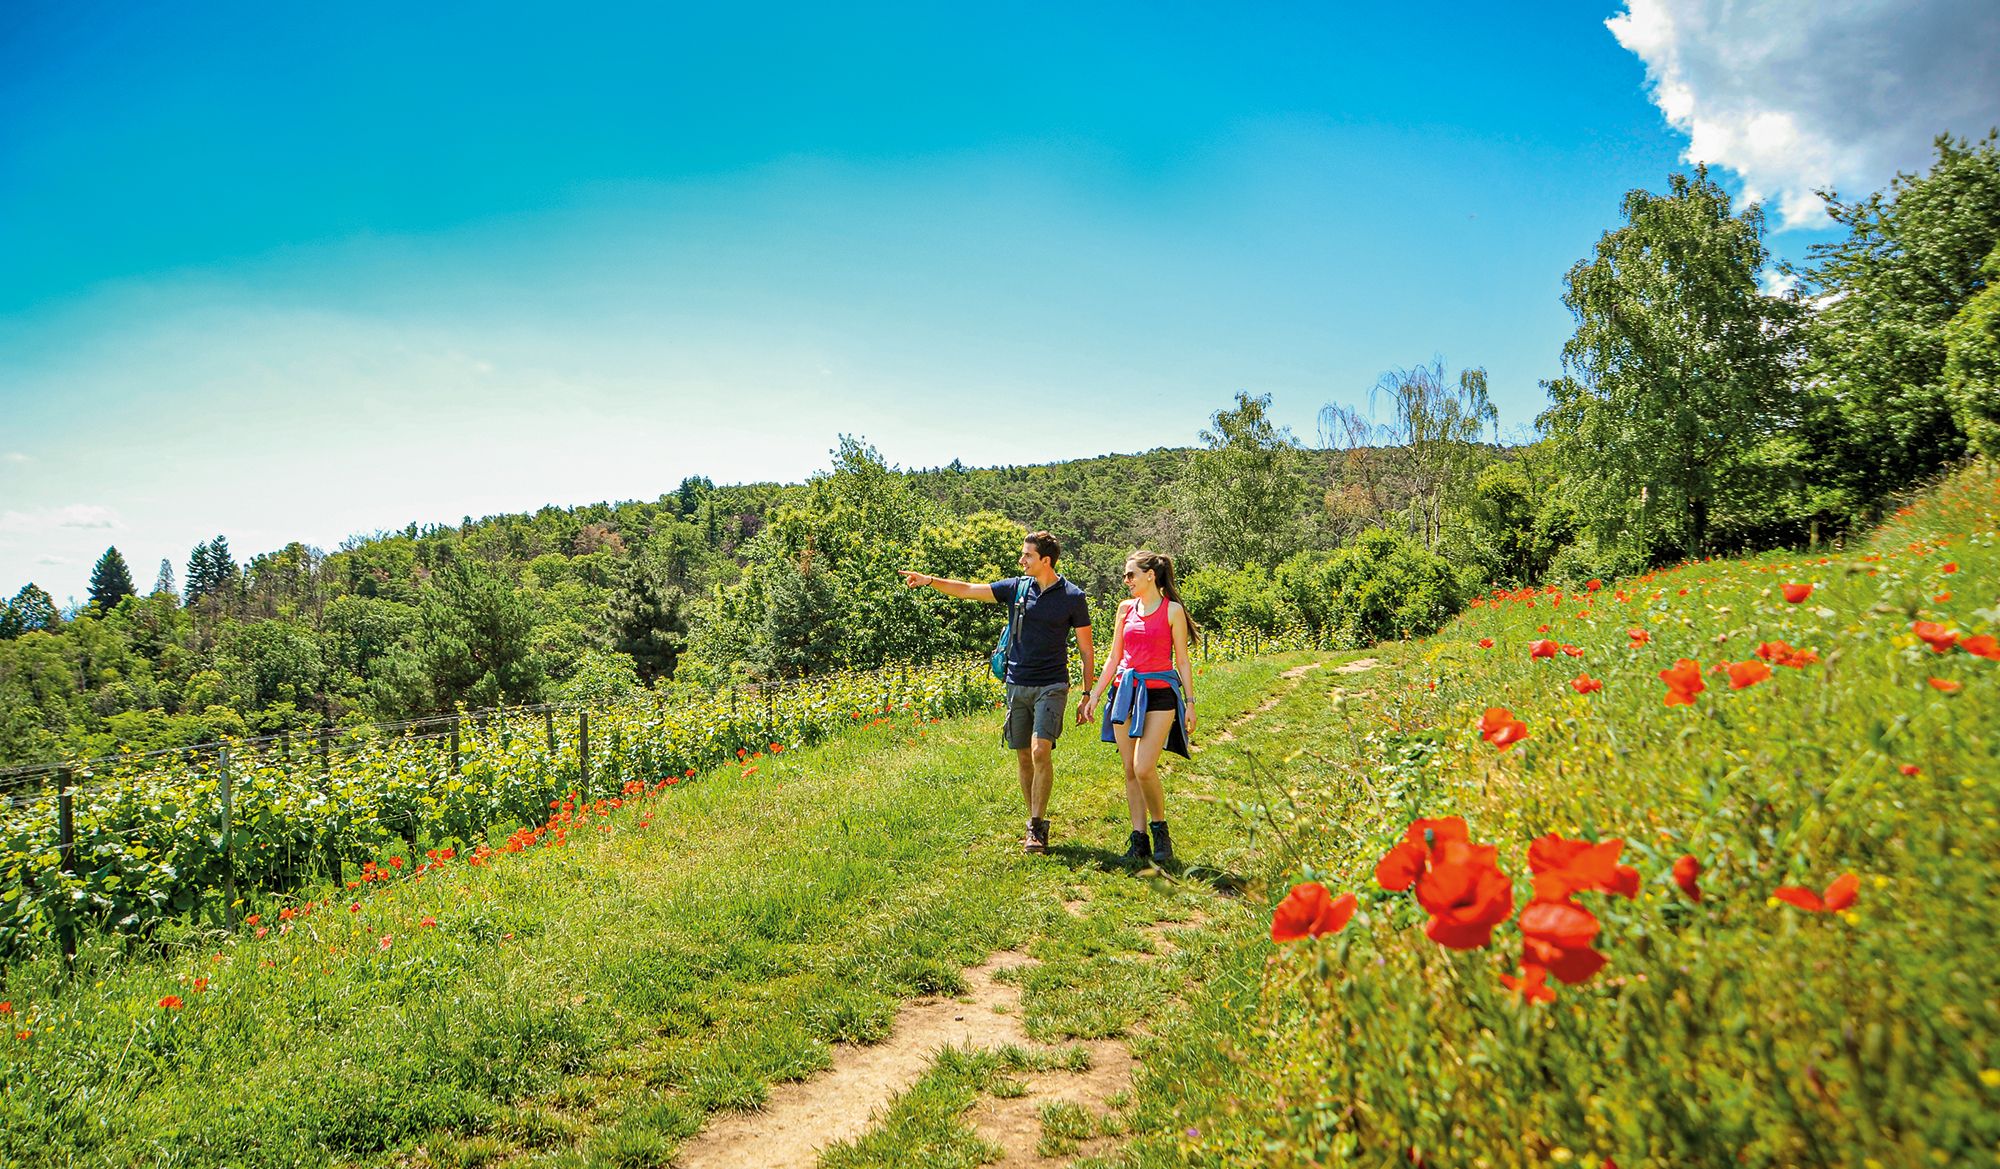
[220,620,326,711]
[1537,167,1801,557]
[1803,133,2000,505]
[1322,360,1498,550]
[1943,241,2000,459]
[2,584,60,638]
[607,558,688,684]
[88,547,136,613]
[1175,392,1313,569]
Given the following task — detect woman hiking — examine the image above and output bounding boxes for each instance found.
[1078,550,1196,866]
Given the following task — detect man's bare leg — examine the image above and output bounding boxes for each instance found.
[1030,738,1055,819]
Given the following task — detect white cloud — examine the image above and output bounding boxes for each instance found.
[0,504,120,533]
[1,452,29,463]
[1609,0,2000,227]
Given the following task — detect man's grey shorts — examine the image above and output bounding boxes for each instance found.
[1003,683,1070,749]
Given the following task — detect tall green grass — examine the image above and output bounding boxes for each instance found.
[1122,463,2000,1167]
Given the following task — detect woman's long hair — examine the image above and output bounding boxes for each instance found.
[1129,549,1198,646]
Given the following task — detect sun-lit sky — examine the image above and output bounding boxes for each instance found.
[4,1,1996,604]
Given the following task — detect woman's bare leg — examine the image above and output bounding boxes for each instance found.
[1133,710,1175,822]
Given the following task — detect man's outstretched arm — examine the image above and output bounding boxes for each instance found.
[900,571,997,601]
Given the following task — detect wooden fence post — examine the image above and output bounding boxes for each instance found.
[578,711,590,803]
[57,768,77,971]
[319,724,340,883]
[449,719,461,776]
[220,746,236,930]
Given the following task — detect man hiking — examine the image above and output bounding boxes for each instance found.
[901,530,1093,853]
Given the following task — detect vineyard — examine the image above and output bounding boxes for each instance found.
[0,628,1311,970]
[0,660,1002,965]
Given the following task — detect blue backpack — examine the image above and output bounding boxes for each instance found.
[990,578,1029,680]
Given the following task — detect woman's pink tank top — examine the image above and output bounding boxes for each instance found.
[1119,597,1174,673]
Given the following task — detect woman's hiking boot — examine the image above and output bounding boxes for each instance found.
[1149,820,1174,866]
[1122,829,1152,865]
[1024,817,1050,854]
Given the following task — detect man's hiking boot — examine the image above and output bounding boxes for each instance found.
[1149,820,1174,866]
[1122,829,1152,865]
[1024,818,1050,854]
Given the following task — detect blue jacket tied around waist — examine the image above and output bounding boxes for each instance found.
[1099,668,1191,759]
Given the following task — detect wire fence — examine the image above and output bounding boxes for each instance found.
[0,625,1321,970]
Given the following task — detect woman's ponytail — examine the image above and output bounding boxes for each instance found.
[1136,550,1198,646]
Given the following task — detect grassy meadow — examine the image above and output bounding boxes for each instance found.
[2,463,1996,1168]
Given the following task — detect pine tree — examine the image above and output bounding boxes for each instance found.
[608,559,688,683]
[185,541,216,603]
[186,535,240,605]
[88,546,136,612]
[153,558,177,599]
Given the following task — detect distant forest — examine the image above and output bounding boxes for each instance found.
[3,133,1995,768]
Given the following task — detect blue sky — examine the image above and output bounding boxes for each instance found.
[2,1,1991,603]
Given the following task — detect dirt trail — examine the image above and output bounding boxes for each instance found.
[1207,658,1361,745]
[673,950,1132,1169]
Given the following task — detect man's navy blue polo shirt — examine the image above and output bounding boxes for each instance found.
[989,575,1090,687]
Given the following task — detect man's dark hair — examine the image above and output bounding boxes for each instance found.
[1025,530,1061,564]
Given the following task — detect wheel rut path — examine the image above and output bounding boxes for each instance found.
[672,654,1371,1168]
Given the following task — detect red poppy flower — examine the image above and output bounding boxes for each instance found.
[1628,628,1651,647]
[159,996,183,1010]
[420,916,438,928]
[1774,873,1858,913]
[1899,763,1920,776]
[1913,621,1959,653]
[1780,582,1812,603]
[1586,578,1603,592]
[1570,674,1603,694]
[1659,658,1705,706]
[1962,634,1999,660]
[1270,883,1358,941]
[1527,835,1639,900]
[1477,637,1494,649]
[1559,644,1583,657]
[0,1002,11,1015]
[12,1030,27,1041]
[1725,660,1772,689]
[1498,965,1556,1004]
[1517,898,1607,984]
[255,927,269,938]
[1529,639,1557,659]
[1672,855,1701,902]
[1375,817,1470,891]
[1479,707,1529,750]
[192,977,209,994]
[1928,677,1962,693]
[1941,562,1958,573]
[378,935,394,951]
[1415,840,1515,950]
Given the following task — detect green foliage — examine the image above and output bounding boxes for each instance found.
[606,558,688,684]
[1235,462,2000,1167]
[1539,166,1803,557]
[1174,392,1315,570]
[1323,360,1499,550]
[87,547,135,613]
[1804,132,2000,507]
[1944,242,2000,459]
[184,535,241,606]
[1179,530,1462,647]
[413,561,542,711]
[1,584,59,638]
